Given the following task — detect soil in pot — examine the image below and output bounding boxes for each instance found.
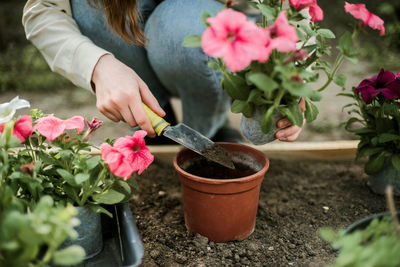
[182,157,257,179]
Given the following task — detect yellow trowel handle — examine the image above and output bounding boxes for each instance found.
[142,103,170,136]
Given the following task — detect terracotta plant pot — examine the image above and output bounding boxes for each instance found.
[173,142,269,242]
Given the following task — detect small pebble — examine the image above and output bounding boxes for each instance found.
[158,190,166,196]
[268,246,274,251]
[234,254,240,262]
[289,244,296,249]
[150,249,160,259]
[174,254,187,264]
[207,246,211,252]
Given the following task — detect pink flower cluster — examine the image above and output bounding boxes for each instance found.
[202,9,299,71]
[201,1,385,72]
[0,115,33,143]
[100,130,154,179]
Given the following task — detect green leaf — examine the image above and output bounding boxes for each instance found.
[231,100,254,117]
[87,204,113,217]
[86,156,100,170]
[92,189,126,205]
[304,98,319,122]
[56,169,76,186]
[283,80,316,99]
[261,107,275,134]
[317,29,336,39]
[59,150,72,161]
[53,245,85,266]
[247,72,279,95]
[299,24,316,36]
[200,11,211,26]
[257,4,276,20]
[333,74,347,89]
[365,153,385,174]
[75,173,90,185]
[247,90,267,105]
[278,102,303,127]
[182,35,201,47]
[207,60,219,70]
[391,154,400,171]
[222,73,250,100]
[337,31,357,58]
[378,133,400,143]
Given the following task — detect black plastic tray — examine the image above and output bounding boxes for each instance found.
[77,203,144,267]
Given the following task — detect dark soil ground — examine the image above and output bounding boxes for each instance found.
[129,158,400,267]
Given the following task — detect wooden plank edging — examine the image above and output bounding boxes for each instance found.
[89,140,359,163]
[147,140,359,163]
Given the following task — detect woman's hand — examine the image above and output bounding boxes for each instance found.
[275,98,306,142]
[91,54,165,138]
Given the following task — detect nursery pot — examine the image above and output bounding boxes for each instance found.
[240,107,283,145]
[368,157,400,196]
[173,142,269,242]
[62,206,103,259]
[345,211,400,234]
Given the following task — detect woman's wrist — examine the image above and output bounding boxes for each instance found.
[92,54,114,88]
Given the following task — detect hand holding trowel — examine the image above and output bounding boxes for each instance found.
[142,103,235,169]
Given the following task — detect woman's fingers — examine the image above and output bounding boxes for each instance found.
[92,55,163,138]
[277,118,290,129]
[276,125,302,142]
[130,99,156,138]
[138,79,166,117]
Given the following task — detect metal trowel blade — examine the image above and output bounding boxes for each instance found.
[162,123,235,169]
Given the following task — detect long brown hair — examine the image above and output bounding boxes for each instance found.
[89,0,147,46]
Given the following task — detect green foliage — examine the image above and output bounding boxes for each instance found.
[0,110,134,214]
[320,216,400,267]
[182,35,201,47]
[0,192,85,267]
[343,88,400,174]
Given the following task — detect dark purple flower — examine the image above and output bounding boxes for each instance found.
[355,69,400,104]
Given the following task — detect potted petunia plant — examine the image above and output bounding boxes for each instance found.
[0,96,154,259]
[343,69,400,195]
[183,0,386,144]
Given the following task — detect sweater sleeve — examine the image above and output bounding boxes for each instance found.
[22,0,111,91]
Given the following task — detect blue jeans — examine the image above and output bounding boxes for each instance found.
[70,0,230,138]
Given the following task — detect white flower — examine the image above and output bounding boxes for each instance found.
[0,96,30,124]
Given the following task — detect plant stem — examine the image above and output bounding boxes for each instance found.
[273,89,286,108]
[386,186,400,239]
[81,168,106,205]
[317,53,344,92]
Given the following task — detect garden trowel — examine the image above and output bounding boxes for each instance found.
[142,103,235,169]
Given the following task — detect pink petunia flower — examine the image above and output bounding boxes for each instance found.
[265,12,298,53]
[34,115,85,141]
[100,143,135,179]
[0,115,33,143]
[202,9,270,71]
[100,130,154,179]
[344,2,385,36]
[289,0,323,22]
